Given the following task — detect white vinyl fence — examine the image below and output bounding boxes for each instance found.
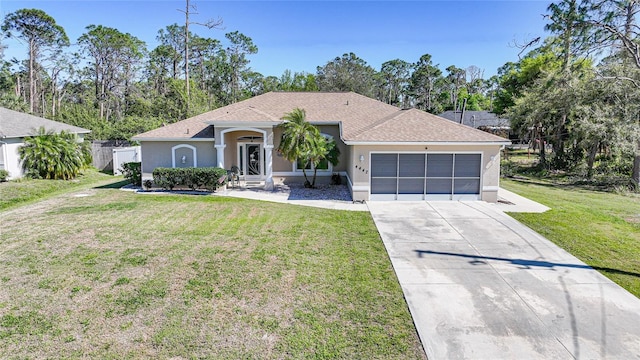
[112,146,141,175]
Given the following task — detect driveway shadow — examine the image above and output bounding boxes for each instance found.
[414,250,640,278]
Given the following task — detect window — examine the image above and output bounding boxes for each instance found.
[295,158,329,171]
[293,133,332,172]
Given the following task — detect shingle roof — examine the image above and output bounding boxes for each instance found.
[352,109,508,142]
[133,92,509,143]
[0,107,90,139]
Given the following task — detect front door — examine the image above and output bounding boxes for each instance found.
[238,143,262,180]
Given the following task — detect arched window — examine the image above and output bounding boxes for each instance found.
[171,144,197,168]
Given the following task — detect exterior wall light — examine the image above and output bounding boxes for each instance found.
[181,155,187,164]
[359,155,365,162]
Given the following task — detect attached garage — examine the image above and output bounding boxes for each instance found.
[370,153,482,201]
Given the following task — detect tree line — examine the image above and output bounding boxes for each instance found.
[1,2,639,187]
[498,0,640,187]
[0,8,497,141]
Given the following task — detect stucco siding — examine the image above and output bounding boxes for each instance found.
[140,141,216,178]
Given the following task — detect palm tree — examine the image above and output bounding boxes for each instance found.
[277,108,340,188]
[19,127,92,180]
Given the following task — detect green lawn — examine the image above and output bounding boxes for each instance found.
[0,185,425,359]
[0,169,124,211]
[502,178,640,298]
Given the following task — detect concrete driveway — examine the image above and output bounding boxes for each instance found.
[368,201,640,360]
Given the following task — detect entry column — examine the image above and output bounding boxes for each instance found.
[215,144,225,168]
[264,144,274,190]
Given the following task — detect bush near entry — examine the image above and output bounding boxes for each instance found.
[121,162,142,186]
[152,167,227,191]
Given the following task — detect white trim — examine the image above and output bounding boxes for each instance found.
[207,121,279,127]
[171,144,197,168]
[345,140,511,146]
[308,121,341,125]
[219,127,268,147]
[351,185,370,191]
[133,137,214,142]
[366,150,487,154]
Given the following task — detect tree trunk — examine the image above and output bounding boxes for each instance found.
[633,140,640,189]
[51,72,57,118]
[311,167,318,188]
[184,0,190,115]
[99,80,105,119]
[29,38,35,113]
[536,126,546,165]
[15,75,21,97]
[586,141,598,178]
[302,166,311,187]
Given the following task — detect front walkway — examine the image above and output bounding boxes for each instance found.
[215,184,369,211]
[368,201,640,359]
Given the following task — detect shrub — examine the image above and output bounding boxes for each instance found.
[331,173,342,185]
[18,127,92,180]
[121,162,142,186]
[0,169,9,182]
[152,167,227,191]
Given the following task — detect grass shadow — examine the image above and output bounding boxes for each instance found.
[94,180,130,189]
[98,169,114,175]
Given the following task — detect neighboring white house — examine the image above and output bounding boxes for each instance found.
[0,107,91,180]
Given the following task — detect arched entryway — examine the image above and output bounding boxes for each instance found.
[215,127,274,190]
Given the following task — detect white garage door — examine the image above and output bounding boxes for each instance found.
[370,153,482,201]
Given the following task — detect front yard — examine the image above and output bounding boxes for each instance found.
[0,186,425,359]
[0,170,122,211]
[502,178,640,298]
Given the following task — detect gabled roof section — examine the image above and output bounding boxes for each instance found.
[0,107,90,139]
[350,109,510,143]
[210,106,281,122]
[132,92,509,144]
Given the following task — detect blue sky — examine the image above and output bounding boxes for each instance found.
[1,0,551,78]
